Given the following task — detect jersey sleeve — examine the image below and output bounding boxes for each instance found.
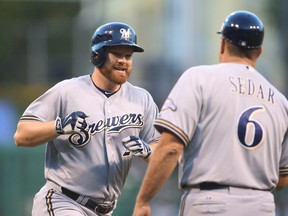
[154,68,201,145]
[20,82,64,122]
[279,130,288,175]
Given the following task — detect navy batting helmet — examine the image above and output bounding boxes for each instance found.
[90,22,144,67]
[217,10,264,49]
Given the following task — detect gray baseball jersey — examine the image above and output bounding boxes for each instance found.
[20,74,159,202]
[154,63,288,190]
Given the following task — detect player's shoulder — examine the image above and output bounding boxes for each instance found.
[122,82,154,99]
[56,75,90,86]
[122,82,149,94]
[53,75,90,89]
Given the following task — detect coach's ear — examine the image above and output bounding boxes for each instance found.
[220,39,225,54]
[256,47,262,58]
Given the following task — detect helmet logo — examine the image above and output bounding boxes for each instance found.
[120,28,131,40]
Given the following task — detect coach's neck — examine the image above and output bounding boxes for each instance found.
[219,39,262,68]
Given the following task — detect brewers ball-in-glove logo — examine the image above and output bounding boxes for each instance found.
[161,98,177,112]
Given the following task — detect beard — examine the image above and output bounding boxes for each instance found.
[99,64,132,85]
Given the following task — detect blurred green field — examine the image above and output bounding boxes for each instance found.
[0,145,181,216]
[0,145,288,216]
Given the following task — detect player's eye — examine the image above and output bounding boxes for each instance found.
[110,52,122,58]
[125,54,132,59]
[111,52,132,60]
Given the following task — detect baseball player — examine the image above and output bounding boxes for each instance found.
[132,11,288,216]
[14,22,159,216]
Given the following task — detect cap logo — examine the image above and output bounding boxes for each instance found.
[120,28,131,40]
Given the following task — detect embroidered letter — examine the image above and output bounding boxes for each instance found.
[120,28,131,40]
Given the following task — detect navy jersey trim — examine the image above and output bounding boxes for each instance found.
[178,191,190,216]
[20,115,42,121]
[279,167,288,175]
[46,189,55,216]
[154,118,189,145]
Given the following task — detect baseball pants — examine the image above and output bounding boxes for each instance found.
[179,186,275,216]
[32,181,115,216]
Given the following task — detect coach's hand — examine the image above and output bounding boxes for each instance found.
[122,136,151,158]
[55,111,88,134]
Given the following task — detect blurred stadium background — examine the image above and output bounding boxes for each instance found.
[0,0,287,215]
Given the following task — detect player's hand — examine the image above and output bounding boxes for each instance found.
[122,136,151,158]
[55,111,88,134]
